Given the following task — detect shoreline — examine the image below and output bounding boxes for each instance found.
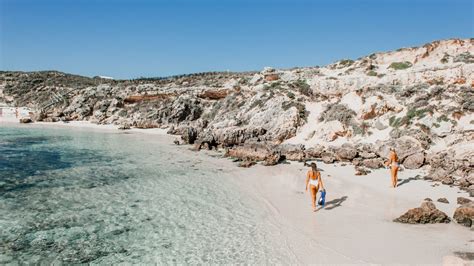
[2,119,473,264]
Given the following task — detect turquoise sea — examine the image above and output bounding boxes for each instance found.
[0,125,296,264]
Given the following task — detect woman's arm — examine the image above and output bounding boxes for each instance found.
[305,172,310,191]
[385,152,393,167]
[318,172,324,190]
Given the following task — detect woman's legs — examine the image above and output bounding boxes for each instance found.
[310,185,319,211]
[391,166,399,188]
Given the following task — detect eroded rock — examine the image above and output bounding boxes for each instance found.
[394,201,451,224]
[453,202,474,227]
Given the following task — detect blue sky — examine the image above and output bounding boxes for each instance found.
[1,0,472,79]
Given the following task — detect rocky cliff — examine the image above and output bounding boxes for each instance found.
[1,38,473,193]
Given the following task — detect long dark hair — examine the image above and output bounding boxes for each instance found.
[310,162,318,172]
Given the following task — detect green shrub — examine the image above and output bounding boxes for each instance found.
[287,92,295,99]
[453,52,474,64]
[250,99,264,109]
[339,59,354,67]
[437,114,449,122]
[352,122,369,135]
[319,103,356,126]
[292,79,312,97]
[432,122,440,128]
[440,53,449,64]
[282,101,308,122]
[406,108,429,120]
[366,70,378,76]
[389,116,402,127]
[389,61,413,70]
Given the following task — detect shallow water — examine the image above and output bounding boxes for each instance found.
[0,125,296,264]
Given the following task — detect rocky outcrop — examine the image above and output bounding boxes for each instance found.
[335,144,358,161]
[437,198,449,204]
[361,158,384,169]
[181,127,198,144]
[457,197,472,205]
[19,117,32,123]
[453,202,474,227]
[394,201,451,224]
[279,144,306,161]
[403,152,425,169]
[1,39,472,183]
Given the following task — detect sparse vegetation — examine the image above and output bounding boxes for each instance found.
[453,52,474,64]
[440,53,450,64]
[319,103,356,126]
[352,121,369,135]
[388,61,413,70]
[250,99,264,109]
[282,101,308,122]
[366,70,378,76]
[339,59,354,67]
[389,116,402,127]
[291,79,312,97]
[287,92,295,99]
[238,77,249,85]
[389,107,432,128]
[437,114,449,122]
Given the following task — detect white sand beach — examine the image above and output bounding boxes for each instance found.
[2,119,472,264]
[229,162,473,264]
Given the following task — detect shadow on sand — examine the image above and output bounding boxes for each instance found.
[397,176,420,187]
[322,196,348,211]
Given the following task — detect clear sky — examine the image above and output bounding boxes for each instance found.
[0,0,472,79]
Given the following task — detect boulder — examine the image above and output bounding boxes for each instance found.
[393,201,451,224]
[305,145,324,159]
[361,158,384,169]
[430,175,455,185]
[437,198,449,204]
[359,151,377,159]
[118,123,131,130]
[457,197,472,205]
[357,143,377,159]
[352,158,363,166]
[263,152,281,166]
[375,136,424,162]
[181,127,198,144]
[402,152,425,169]
[355,167,371,176]
[42,117,60,123]
[214,127,267,147]
[456,178,471,188]
[453,202,474,227]
[335,144,358,161]
[279,144,306,161]
[322,152,336,164]
[225,142,272,162]
[19,117,32,123]
[238,160,256,168]
[32,111,46,121]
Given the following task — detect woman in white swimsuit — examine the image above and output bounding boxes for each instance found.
[305,162,325,212]
[385,148,399,188]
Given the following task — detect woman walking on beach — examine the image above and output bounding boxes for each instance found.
[305,162,324,212]
[385,148,399,188]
